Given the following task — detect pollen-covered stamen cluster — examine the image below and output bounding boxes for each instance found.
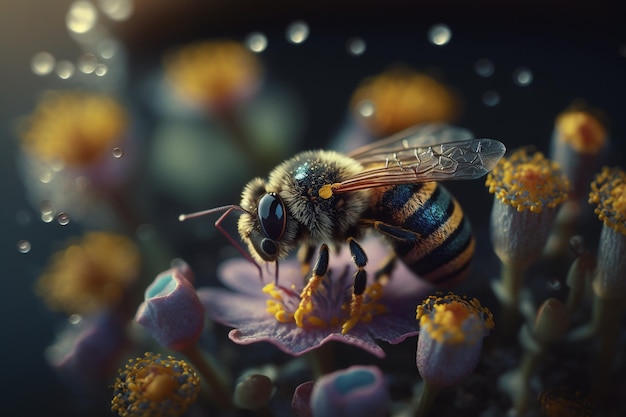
[589,166,626,236]
[486,148,569,213]
[111,352,200,417]
[416,293,494,345]
[262,268,389,334]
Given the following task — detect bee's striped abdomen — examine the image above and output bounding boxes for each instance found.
[369,182,475,286]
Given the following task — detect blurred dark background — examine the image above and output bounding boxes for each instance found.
[1,1,624,416]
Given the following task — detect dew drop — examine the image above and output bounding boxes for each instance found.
[286,21,309,44]
[17,240,31,254]
[347,37,366,56]
[112,147,124,158]
[428,24,452,46]
[245,32,268,53]
[474,58,494,77]
[513,67,533,86]
[546,278,562,291]
[38,169,53,184]
[56,60,75,79]
[482,90,501,107]
[68,314,83,325]
[77,53,98,74]
[356,100,376,118]
[97,38,118,59]
[41,213,54,223]
[40,200,54,215]
[31,52,56,76]
[94,63,108,76]
[66,0,98,34]
[57,212,71,226]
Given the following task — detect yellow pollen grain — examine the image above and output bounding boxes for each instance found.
[589,166,626,235]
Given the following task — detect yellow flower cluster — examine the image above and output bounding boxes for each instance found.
[589,166,626,236]
[486,148,569,213]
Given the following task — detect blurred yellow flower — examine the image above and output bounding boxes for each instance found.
[21,91,128,167]
[350,67,460,136]
[164,40,262,111]
[36,232,140,315]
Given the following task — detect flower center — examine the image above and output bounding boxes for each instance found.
[262,274,388,332]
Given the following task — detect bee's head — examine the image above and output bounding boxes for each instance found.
[238,178,298,263]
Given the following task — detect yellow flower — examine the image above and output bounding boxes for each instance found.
[21,91,128,167]
[486,148,569,213]
[164,40,262,111]
[111,352,200,417]
[350,67,460,136]
[35,232,140,315]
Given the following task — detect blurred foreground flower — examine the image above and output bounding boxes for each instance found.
[414,293,493,417]
[197,237,429,358]
[164,39,262,113]
[111,352,200,417]
[309,365,390,417]
[36,232,141,315]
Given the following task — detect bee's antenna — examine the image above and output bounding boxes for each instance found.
[179,205,263,279]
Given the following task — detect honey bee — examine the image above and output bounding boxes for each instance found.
[180,124,504,319]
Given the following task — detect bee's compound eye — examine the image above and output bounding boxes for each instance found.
[257,192,287,241]
[261,238,278,258]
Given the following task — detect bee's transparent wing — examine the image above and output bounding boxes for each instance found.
[330,124,506,194]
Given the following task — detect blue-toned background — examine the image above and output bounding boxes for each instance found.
[1,1,624,416]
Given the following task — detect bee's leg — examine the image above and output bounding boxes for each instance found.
[342,238,368,334]
[369,220,421,243]
[294,244,329,328]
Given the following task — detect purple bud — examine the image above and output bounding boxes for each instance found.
[135,268,204,351]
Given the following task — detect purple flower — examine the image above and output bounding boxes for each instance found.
[197,238,431,358]
[135,264,204,351]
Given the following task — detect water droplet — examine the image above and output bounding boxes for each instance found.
[40,200,54,215]
[245,32,268,53]
[112,147,124,158]
[94,63,108,76]
[56,60,75,79]
[428,24,452,46]
[41,213,54,223]
[31,52,56,76]
[17,240,31,254]
[356,100,376,118]
[346,37,366,56]
[513,67,533,86]
[286,21,309,44]
[38,169,53,184]
[98,0,133,21]
[474,58,494,77]
[66,0,98,34]
[57,212,71,226]
[68,314,83,325]
[546,278,562,291]
[77,53,98,74]
[97,38,118,59]
[482,90,501,107]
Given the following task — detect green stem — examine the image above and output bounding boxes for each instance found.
[308,342,335,378]
[182,344,233,409]
[415,382,440,417]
